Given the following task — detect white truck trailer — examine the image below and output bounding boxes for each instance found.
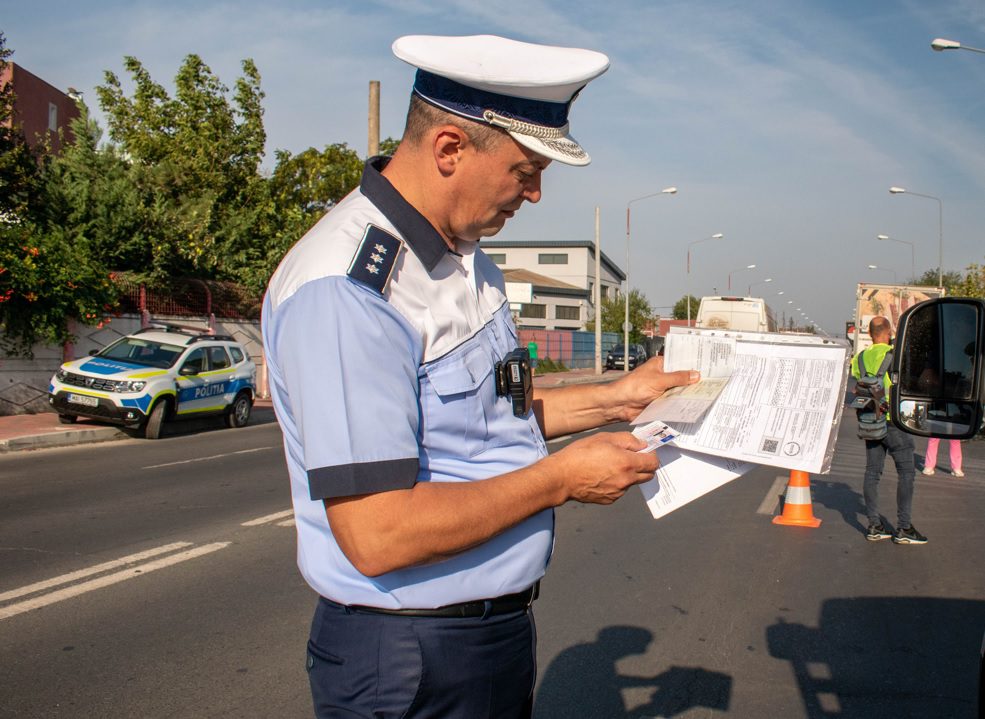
[852,282,945,353]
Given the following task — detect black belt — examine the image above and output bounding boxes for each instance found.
[345,582,539,619]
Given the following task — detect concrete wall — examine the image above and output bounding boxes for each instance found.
[0,315,263,416]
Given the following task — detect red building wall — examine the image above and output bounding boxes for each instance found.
[2,62,79,155]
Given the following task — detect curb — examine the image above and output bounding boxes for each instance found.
[0,426,127,453]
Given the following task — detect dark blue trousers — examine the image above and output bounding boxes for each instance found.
[307,597,536,718]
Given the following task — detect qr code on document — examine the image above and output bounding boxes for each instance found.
[761,437,780,454]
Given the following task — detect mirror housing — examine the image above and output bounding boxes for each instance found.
[890,298,985,439]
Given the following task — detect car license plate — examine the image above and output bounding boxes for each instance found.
[67,393,99,407]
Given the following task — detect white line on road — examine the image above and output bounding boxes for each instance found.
[756,476,790,515]
[143,446,277,469]
[241,509,294,527]
[0,542,230,621]
[276,519,296,527]
[0,542,193,603]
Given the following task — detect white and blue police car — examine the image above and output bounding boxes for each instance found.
[49,326,256,439]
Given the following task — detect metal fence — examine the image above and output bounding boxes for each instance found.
[518,329,621,369]
[114,275,262,321]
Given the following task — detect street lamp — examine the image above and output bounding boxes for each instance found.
[877,233,914,282]
[889,186,943,287]
[625,187,677,371]
[727,264,756,292]
[868,264,897,282]
[748,277,772,296]
[931,37,985,54]
[686,233,724,324]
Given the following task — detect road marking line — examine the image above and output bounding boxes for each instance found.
[547,435,572,445]
[143,446,276,470]
[241,509,294,526]
[0,542,193,603]
[0,542,230,621]
[756,476,790,515]
[276,519,296,527]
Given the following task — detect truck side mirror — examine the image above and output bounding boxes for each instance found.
[891,298,985,439]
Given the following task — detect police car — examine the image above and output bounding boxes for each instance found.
[49,325,257,439]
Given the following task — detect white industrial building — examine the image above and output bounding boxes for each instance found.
[480,240,625,331]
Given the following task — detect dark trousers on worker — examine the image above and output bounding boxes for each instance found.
[863,424,916,528]
[307,596,536,718]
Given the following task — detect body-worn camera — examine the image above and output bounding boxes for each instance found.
[495,348,533,418]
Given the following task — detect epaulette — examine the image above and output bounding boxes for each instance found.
[346,224,404,296]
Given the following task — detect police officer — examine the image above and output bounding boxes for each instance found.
[262,34,699,718]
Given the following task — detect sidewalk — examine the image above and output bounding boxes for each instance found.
[0,368,621,453]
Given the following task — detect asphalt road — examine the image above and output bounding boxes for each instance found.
[1,414,983,718]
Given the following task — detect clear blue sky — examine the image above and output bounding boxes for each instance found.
[5,0,985,335]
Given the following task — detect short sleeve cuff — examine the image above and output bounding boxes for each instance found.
[308,457,419,500]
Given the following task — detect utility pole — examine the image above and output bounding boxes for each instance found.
[368,81,380,158]
[594,207,602,375]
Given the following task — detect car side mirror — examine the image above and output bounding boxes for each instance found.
[179,365,198,376]
[891,298,985,439]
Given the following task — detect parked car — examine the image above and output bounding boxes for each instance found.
[605,344,647,370]
[49,325,256,439]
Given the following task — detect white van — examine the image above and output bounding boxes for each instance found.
[696,296,777,333]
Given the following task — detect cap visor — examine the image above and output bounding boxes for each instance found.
[510,131,591,167]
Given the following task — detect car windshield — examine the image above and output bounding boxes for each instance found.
[98,337,185,368]
[610,346,639,355]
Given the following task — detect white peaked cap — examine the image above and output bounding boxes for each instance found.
[392,34,609,166]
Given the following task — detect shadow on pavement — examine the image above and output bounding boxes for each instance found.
[118,406,278,440]
[534,625,731,718]
[767,597,984,718]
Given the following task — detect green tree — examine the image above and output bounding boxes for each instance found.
[42,106,146,270]
[913,268,963,293]
[95,54,268,282]
[585,289,653,343]
[673,294,700,320]
[954,261,985,299]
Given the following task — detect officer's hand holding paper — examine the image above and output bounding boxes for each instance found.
[627,327,850,520]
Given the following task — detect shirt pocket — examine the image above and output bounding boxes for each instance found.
[422,344,495,458]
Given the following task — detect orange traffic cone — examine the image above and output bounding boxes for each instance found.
[772,470,822,528]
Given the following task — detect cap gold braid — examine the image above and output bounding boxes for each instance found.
[481,110,586,159]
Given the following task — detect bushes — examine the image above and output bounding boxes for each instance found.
[535,356,568,374]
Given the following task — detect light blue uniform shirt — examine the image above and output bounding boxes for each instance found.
[262,158,552,609]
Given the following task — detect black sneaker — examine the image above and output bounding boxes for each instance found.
[865,523,892,541]
[892,525,928,545]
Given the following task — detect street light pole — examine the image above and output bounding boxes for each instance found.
[889,187,943,287]
[727,264,756,292]
[868,264,897,283]
[877,234,915,281]
[686,233,724,325]
[625,187,677,371]
[748,277,772,296]
[932,37,985,54]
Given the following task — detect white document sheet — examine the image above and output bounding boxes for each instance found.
[638,446,754,520]
[632,332,736,425]
[665,331,849,474]
[632,378,732,425]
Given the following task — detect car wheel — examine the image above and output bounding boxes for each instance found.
[225,392,253,428]
[57,414,78,424]
[144,400,169,440]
